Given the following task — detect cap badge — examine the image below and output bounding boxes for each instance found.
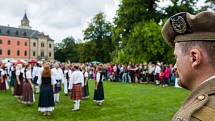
[170,15,187,34]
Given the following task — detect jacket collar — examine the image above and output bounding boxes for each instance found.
[172,78,215,121]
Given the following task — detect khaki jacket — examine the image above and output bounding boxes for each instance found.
[172,78,215,121]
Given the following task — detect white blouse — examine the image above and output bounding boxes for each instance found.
[37,70,56,85]
[96,72,101,83]
[23,69,32,79]
[84,71,89,78]
[0,69,5,76]
[51,68,64,81]
[16,68,24,76]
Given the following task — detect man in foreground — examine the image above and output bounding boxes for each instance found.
[162,11,215,121]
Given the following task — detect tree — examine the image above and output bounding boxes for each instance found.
[54,36,79,62]
[83,12,113,63]
[54,43,66,62]
[112,20,174,64]
[162,0,200,18]
[203,0,215,10]
[112,0,161,50]
[78,41,96,63]
[111,0,202,64]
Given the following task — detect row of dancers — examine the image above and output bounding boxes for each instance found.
[0,62,105,116]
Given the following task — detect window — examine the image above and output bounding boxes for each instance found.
[24,50,27,56]
[7,30,10,34]
[16,31,18,35]
[17,50,20,56]
[17,41,20,46]
[33,42,36,47]
[7,50,11,55]
[41,51,44,57]
[49,44,52,48]
[41,43,44,47]
[49,52,52,57]
[0,29,1,33]
[0,49,2,55]
[8,40,11,45]
[33,51,36,56]
[0,40,2,44]
[23,32,26,36]
[25,42,27,46]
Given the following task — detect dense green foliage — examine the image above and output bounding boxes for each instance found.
[203,0,215,10]
[83,13,114,63]
[55,13,113,63]
[162,0,200,18]
[54,37,79,62]
[54,0,209,63]
[0,81,188,121]
[112,20,174,64]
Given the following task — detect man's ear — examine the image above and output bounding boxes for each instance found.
[190,49,202,68]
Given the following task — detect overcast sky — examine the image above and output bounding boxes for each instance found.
[0,0,206,43]
[0,0,120,43]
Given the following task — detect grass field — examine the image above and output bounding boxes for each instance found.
[0,81,188,121]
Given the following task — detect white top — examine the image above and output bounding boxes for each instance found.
[10,66,15,71]
[120,67,124,73]
[63,69,72,82]
[155,65,161,74]
[5,62,12,70]
[84,71,89,78]
[69,70,73,78]
[32,66,41,78]
[148,65,155,74]
[51,68,64,81]
[64,70,69,78]
[8,66,14,77]
[69,70,84,89]
[23,69,32,79]
[16,68,24,76]
[0,68,5,76]
[37,70,57,85]
[96,72,103,83]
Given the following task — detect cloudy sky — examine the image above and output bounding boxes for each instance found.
[0,0,206,43]
[0,0,120,43]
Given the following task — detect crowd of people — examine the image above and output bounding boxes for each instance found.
[0,60,180,116]
[87,62,180,87]
[0,60,105,116]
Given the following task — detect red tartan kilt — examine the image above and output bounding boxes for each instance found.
[71,84,82,100]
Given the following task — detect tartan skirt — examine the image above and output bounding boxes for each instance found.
[22,81,34,104]
[0,80,6,91]
[71,84,82,100]
[14,79,23,97]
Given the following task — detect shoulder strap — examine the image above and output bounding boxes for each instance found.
[192,106,215,121]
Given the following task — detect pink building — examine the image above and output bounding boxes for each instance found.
[0,12,54,60]
[0,35,30,59]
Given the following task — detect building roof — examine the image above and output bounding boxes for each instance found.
[22,12,29,22]
[0,25,38,38]
[0,25,54,41]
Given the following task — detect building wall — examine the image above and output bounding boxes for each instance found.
[37,36,48,59]
[0,35,30,60]
[47,40,54,60]
[30,38,38,59]
[36,35,54,60]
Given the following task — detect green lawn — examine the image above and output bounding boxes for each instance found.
[0,81,188,121]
